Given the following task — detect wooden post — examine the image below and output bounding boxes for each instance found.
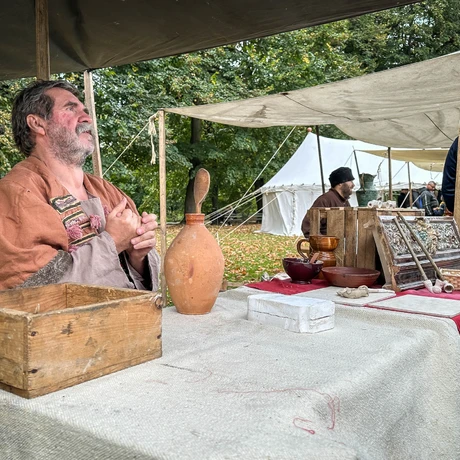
[387,147,393,201]
[315,126,326,194]
[158,111,167,304]
[407,162,413,207]
[35,0,50,80]
[84,71,103,178]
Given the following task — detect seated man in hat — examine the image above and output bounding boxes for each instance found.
[301,166,355,238]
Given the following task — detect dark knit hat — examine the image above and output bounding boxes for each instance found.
[329,167,355,188]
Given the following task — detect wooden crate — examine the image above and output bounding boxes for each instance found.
[373,216,460,291]
[307,207,424,269]
[0,283,162,398]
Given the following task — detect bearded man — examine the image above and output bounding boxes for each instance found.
[0,80,160,290]
[301,166,355,238]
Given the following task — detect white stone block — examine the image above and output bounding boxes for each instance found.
[247,293,335,333]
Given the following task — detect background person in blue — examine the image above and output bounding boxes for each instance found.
[441,137,459,214]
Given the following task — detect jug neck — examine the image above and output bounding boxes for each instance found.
[185,213,205,225]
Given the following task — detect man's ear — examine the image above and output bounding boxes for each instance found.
[26,114,46,136]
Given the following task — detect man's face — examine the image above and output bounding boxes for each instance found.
[427,182,436,192]
[338,180,354,200]
[45,88,95,166]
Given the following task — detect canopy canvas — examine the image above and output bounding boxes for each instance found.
[259,133,442,236]
[166,51,460,149]
[1,0,420,81]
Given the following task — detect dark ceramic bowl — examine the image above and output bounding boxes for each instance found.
[309,235,340,252]
[321,267,380,288]
[282,257,323,284]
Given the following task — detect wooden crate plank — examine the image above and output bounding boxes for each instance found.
[357,208,377,269]
[326,209,345,266]
[26,295,161,391]
[343,208,358,267]
[65,284,151,308]
[0,284,65,313]
[0,352,161,398]
[308,208,321,236]
[0,310,27,388]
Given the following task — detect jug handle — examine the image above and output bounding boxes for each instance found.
[296,239,310,261]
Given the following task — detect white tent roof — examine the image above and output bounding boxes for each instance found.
[262,133,442,192]
[165,51,460,149]
[259,133,442,236]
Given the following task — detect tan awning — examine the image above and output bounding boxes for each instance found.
[1,0,421,80]
[166,51,460,149]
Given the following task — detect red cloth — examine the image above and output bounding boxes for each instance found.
[246,279,460,332]
[246,278,329,295]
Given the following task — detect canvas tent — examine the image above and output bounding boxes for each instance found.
[259,133,442,236]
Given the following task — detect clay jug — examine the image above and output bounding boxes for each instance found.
[356,173,378,207]
[164,213,224,314]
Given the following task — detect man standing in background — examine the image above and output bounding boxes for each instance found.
[301,166,355,237]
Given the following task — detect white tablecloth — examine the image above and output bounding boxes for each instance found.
[2,287,460,459]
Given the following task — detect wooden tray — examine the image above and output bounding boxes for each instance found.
[0,283,162,398]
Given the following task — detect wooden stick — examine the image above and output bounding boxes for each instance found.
[396,212,453,293]
[35,0,50,80]
[392,217,430,285]
[84,71,102,178]
[158,111,167,304]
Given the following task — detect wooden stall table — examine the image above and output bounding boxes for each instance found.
[307,207,424,269]
[1,287,459,459]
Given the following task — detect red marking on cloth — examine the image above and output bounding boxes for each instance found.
[217,387,339,432]
[293,417,315,434]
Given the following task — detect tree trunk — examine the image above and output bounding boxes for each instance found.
[254,178,264,223]
[184,118,202,216]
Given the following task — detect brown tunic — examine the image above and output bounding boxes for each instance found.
[301,188,350,237]
[0,156,160,290]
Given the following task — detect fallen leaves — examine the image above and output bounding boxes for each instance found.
[165,223,301,284]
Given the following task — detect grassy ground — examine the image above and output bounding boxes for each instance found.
[166,223,302,285]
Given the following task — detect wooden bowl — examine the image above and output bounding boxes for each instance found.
[309,235,340,252]
[282,258,323,284]
[321,267,380,288]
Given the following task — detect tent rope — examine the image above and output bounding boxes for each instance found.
[217,126,297,230]
[218,195,278,242]
[103,121,149,177]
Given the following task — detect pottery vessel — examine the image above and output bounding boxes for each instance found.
[282,257,323,284]
[305,236,339,276]
[164,213,224,314]
[308,235,340,252]
[356,173,378,207]
[321,267,380,288]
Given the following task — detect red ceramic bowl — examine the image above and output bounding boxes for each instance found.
[282,257,323,284]
[321,267,380,288]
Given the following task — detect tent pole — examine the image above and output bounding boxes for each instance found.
[158,110,167,304]
[35,0,50,79]
[407,162,413,207]
[84,71,103,178]
[353,150,363,190]
[315,126,325,194]
[387,147,392,201]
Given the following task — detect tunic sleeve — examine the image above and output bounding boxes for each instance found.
[0,181,67,289]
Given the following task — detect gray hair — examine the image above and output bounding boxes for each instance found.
[12,80,80,156]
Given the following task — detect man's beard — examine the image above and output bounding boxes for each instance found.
[48,121,94,167]
[340,183,354,200]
